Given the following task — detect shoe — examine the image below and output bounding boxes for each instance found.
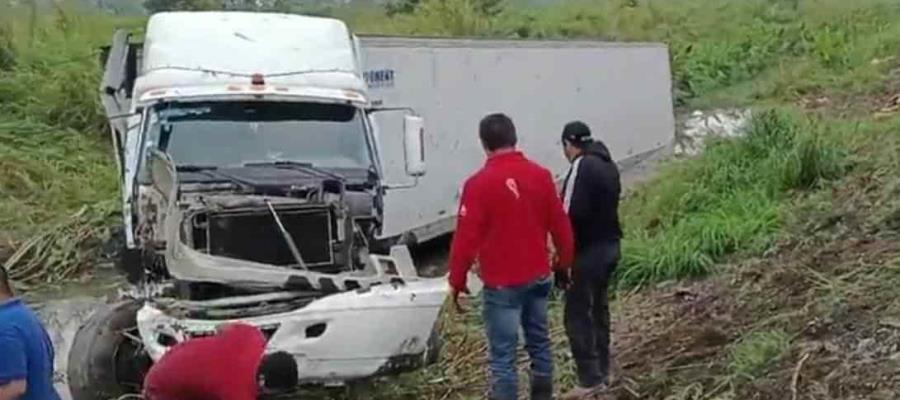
[530,375,553,400]
[560,384,608,400]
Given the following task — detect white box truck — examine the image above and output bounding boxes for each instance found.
[68,11,675,399]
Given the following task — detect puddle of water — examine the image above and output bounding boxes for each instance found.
[25,269,126,400]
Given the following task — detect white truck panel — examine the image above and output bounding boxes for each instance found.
[135,12,366,102]
[359,38,675,241]
[143,12,357,76]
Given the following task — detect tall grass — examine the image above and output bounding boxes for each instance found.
[0,7,131,284]
[0,8,142,132]
[618,109,847,286]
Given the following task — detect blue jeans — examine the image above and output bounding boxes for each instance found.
[483,277,554,400]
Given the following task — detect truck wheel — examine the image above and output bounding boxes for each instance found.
[67,300,152,400]
[115,248,144,285]
[424,324,443,366]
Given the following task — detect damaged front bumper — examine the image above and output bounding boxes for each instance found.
[136,277,448,383]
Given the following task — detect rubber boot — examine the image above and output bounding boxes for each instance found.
[531,375,554,400]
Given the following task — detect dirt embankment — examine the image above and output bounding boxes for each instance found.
[607,155,900,399]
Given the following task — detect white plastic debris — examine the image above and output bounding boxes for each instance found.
[675,109,752,156]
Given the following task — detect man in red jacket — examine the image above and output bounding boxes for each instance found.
[142,323,298,400]
[448,113,575,400]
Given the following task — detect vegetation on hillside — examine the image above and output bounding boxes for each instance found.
[618,109,846,286]
[2,0,896,286]
[0,0,899,398]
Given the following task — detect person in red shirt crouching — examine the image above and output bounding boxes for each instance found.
[142,323,298,400]
[448,113,575,400]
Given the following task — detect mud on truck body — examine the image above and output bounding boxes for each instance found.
[68,12,446,399]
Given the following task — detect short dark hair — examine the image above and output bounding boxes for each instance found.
[0,265,10,295]
[479,113,517,151]
[258,352,298,391]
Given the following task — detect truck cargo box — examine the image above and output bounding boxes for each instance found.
[359,37,675,242]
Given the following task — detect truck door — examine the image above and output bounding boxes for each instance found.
[99,30,141,182]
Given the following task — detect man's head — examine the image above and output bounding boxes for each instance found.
[561,121,594,162]
[479,113,518,154]
[0,265,13,299]
[257,351,298,392]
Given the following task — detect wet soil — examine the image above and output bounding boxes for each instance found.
[25,268,125,400]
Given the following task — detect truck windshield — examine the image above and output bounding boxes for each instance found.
[147,101,373,170]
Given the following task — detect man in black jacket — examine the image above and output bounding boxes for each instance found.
[557,121,622,399]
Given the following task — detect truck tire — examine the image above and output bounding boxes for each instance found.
[424,323,443,366]
[115,248,144,285]
[67,300,151,400]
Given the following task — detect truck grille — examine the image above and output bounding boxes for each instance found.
[205,207,334,267]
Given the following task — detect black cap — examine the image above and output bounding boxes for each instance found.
[561,121,593,146]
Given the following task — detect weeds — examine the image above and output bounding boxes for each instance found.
[727,329,791,381]
[0,119,117,284]
[346,0,900,106]
[618,109,847,287]
[0,7,133,284]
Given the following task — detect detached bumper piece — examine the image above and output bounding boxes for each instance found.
[137,278,447,383]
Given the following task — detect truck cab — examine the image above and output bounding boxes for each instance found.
[68,12,444,400]
[122,12,425,284]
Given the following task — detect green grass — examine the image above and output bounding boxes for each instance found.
[617,109,848,286]
[341,0,900,107]
[0,0,895,289]
[0,119,118,285]
[0,7,133,284]
[727,329,791,381]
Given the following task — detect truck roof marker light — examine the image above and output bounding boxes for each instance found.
[251,73,265,86]
[148,89,167,97]
[227,85,241,91]
[275,87,289,92]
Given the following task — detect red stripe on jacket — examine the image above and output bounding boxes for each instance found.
[448,151,574,291]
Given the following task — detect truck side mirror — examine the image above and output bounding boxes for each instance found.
[403,115,426,177]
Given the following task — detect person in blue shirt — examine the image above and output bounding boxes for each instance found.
[0,266,60,400]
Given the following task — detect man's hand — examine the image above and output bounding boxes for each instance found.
[554,269,572,291]
[0,379,27,400]
[547,240,558,266]
[450,285,470,313]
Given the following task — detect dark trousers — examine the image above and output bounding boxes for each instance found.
[564,240,620,388]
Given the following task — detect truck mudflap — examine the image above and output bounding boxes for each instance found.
[136,278,448,383]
